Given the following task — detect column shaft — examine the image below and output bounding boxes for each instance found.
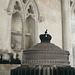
[61,0,73,66]
[21,19,26,50]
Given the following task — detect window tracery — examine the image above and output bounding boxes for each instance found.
[14,1,21,11]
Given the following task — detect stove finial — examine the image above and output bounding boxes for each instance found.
[45,29,47,34]
[40,30,52,43]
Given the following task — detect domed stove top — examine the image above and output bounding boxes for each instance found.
[22,30,70,66]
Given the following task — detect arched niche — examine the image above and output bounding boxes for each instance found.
[11,12,22,52]
[25,16,35,49]
[7,0,44,52]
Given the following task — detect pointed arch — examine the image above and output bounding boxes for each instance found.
[7,0,44,21]
[6,0,44,52]
[24,0,41,22]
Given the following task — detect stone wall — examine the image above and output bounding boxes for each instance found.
[0,0,62,75]
[37,0,62,48]
[0,0,62,52]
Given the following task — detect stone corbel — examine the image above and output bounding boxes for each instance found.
[38,16,45,22]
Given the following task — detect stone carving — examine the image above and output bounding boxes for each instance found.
[14,1,21,11]
[7,0,44,52]
[7,0,44,22]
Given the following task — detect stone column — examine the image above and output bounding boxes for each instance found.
[21,19,26,50]
[35,21,39,45]
[61,0,73,66]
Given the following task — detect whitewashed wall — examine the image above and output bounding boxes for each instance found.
[36,0,62,48]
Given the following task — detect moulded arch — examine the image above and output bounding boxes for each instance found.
[24,0,40,22]
[7,0,43,21]
[7,0,44,52]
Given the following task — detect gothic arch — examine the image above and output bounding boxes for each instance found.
[7,0,44,22]
[7,0,44,52]
[24,0,40,22]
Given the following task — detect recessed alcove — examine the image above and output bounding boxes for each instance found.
[25,16,35,49]
[11,12,22,52]
[11,12,36,51]
[7,0,40,52]
[11,12,22,32]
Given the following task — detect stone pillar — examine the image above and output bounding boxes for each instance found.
[21,19,26,50]
[61,0,73,66]
[35,21,39,45]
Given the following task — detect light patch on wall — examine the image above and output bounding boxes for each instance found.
[38,0,52,7]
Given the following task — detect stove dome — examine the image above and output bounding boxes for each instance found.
[22,30,70,66]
